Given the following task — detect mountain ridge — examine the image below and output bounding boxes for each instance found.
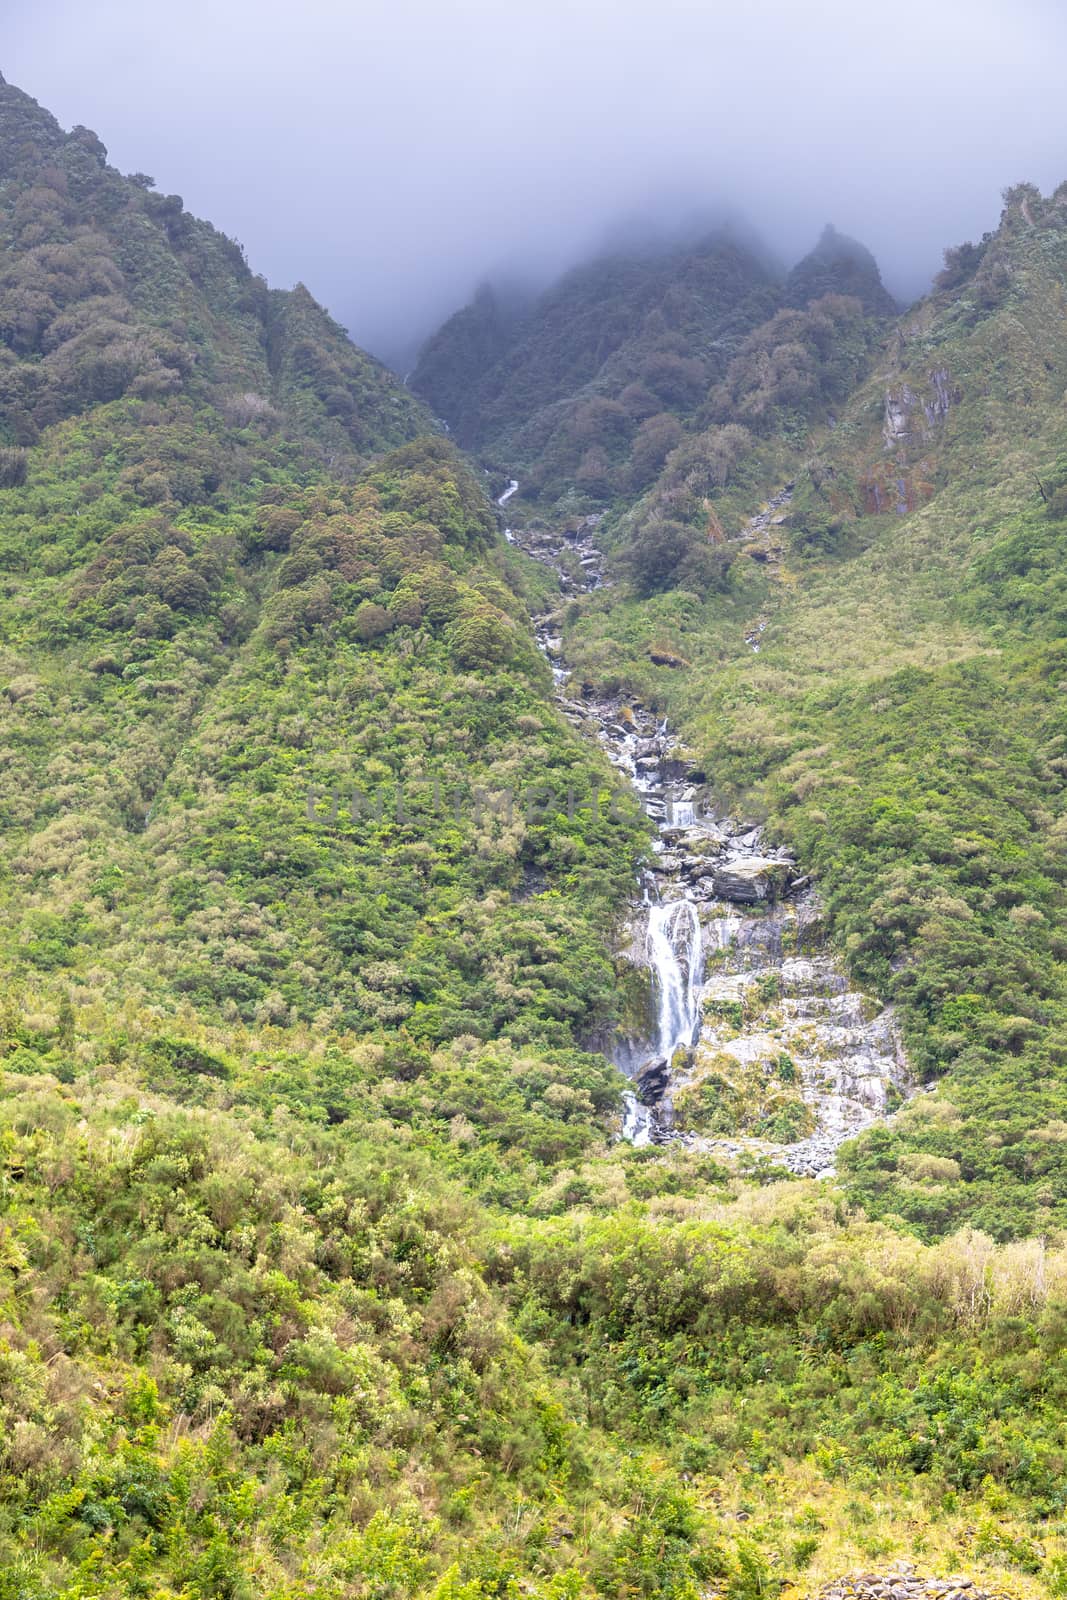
[411,218,898,513]
[1,73,1066,1600]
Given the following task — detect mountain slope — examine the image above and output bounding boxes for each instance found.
[0,77,648,1049]
[2,77,1066,1600]
[0,75,423,460]
[411,224,901,519]
[412,230,784,505]
[782,223,899,315]
[545,182,1067,1238]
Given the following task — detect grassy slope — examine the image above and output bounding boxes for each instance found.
[1,80,1066,1598]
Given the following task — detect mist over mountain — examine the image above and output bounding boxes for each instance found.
[7,0,1067,360]
[410,216,897,504]
[5,16,1067,1598]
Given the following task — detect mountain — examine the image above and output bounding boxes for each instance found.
[404,279,528,439]
[534,181,1067,1239]
[1,74,1066,1600]
[412,229,784,503]
[782,222,899,315]
[0,76,648,1046]
[411,223,899,511]
[0,78,424,463]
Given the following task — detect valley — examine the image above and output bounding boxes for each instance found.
[0,68,1066,1600]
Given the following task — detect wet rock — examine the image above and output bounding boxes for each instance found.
[660,756,692,782]
[513,488,911,1171]
[680,855,722,881]
[635,1056,670,1104]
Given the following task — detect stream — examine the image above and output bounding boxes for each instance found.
[505,495,910,1175]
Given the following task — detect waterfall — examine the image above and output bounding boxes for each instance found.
[507,478,908,1167]
[505,489,707,1144]
[646,900,703,1062]
[622,1095,653,1146]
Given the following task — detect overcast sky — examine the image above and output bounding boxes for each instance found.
[7,0,1067,362]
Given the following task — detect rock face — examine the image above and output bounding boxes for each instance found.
[505,487,910,1170]
[691,902,910,1175]
[711,855,795,904]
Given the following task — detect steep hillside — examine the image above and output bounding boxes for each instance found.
[782,223,899,316]
[548,182,1067,1238]
[411,230,785,505]
[411,224,899,518]
[2,76,1067,1600]
[0,75,422,461]
[0,77,649,1050]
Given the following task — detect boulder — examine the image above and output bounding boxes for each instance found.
[680,854,720,880]
[711,856,794,904]
[648,646,691,668]
[635,1056,670,1104]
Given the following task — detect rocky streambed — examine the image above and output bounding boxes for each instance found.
[505,493,910,1175]
[811,1566,1009,1600]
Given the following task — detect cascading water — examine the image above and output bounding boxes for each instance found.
[504,481,909,1168]
[498,479,519,543]
[646,900,703,1062]
[621,1093,653,1145]
[620,899,703,1145]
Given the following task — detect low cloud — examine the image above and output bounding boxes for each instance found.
[7,0,1067,361]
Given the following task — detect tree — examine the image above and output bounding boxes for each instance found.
[351,600,394,642]
[629,412,682,489]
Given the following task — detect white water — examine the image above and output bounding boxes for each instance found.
[646,900,704,1063]
[622,1094,653,1146]
[497,479,519,507]
[501,479,907,1163]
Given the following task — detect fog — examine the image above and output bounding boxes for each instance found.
[7,0,1067,364]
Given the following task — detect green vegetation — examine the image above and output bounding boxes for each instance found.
[2,1036,1066,1597]
[411,222,895,517]
[2,72,1067,1599]
[554,183,1067,1242]
[412,232,780,507]
[0,81,649,1051]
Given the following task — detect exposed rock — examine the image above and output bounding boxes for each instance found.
[634,1056,670,1105]
[812,1565,1004,1600]
[706,1560,1000,1600]
[651,853,682,874]
[884,384,916,447]
[506,492,910,1169]
[711,856,794,903]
